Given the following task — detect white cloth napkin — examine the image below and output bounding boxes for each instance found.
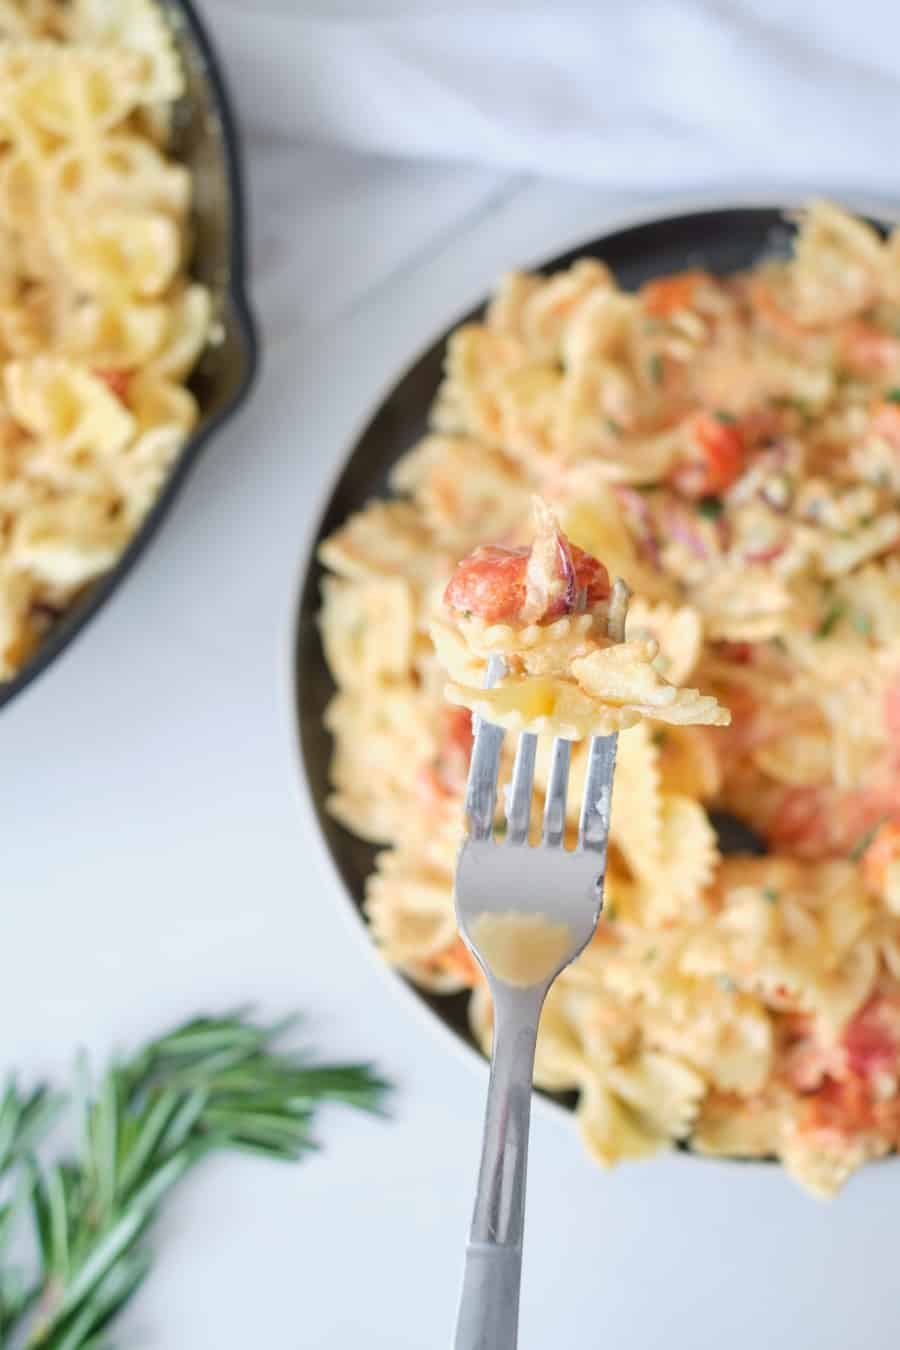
[206,0,900,195]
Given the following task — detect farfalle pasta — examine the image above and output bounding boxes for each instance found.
[320,201,900,1196]
[433,498,729,738]
[0,0,210,679]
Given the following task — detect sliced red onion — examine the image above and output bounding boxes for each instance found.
[665,505,709,560]
[613,485,662,569]
[743,536,788,564]
[557,529,577,614]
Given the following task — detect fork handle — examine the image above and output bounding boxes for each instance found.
[454,985,544,1350]
[455,1243,523,1350]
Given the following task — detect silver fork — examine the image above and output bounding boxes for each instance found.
[452,589,626,1350]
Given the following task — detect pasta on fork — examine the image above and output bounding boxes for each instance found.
[433,497,729,739]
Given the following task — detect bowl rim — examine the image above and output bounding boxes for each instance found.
[289,192,900,1149]
[0,0,260,713]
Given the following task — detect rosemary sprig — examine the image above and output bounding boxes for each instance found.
[0,1011,389,1349]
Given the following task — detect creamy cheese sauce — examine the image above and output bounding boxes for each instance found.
[470,910,571,987]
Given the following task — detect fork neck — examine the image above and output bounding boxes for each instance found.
[469,983,546,1249]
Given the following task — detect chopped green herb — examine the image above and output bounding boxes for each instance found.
[886,388,900,404]
[816,603,845,639]
[714,410,737,424]
[771,636,787,652]
[849,817,890,861]
[606,418,623,436]
[715,974,737,994]
[771,395,813,423]
[762,887,780,904]
[462,609,473,620]
[648,353,664,386]
[852,612,873,637]
[860,515,875,528]
[642,318,667,334]
[644,946,658,963]
[604,902,618,923]
[697,495,724,520]
[651,729,668,747]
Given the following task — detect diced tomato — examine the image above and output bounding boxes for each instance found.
[718,641,755,665]
[569,544,611,608]
[93,367,131,402]
[870,400,900,449]
[416,706,474,808]
[641,269,711,318]
[840,322,900,376]
[670,412,746,498]
[444,540,609,623]
[862,821,900,896]
[444,545,529,623]
[746,277,812,340]
[843,994,900,1080]
[803,1075,876,1136]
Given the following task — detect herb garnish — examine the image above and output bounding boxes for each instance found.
[852,612,873,637]
[816,603,845,639]
[714,410,736,424]
[762,887,780,904]
[715,974,737,994]
[886,388,900,404]
[696,496,724,520]
[0,1011,389,1349]
[648,353,664,386]
[850,818,890,861]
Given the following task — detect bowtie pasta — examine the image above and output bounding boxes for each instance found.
[320,201,900,1197]
[433,496,729,737]
[0,0,211,679]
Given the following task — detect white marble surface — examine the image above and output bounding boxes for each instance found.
[5,23,900,1350]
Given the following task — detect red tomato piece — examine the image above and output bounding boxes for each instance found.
[416,706,474,808]
[569,544,612,608]
[843,994,900,1080]
[671,412,746,498]
[444,540,609,623]
[94,367,131,402]
[641,269,711,318]
[746,277,812,340]
[840,322,900,376]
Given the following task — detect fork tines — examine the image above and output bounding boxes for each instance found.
[464,578,629,856]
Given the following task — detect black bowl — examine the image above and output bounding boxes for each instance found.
[292,205,861,1072]
[0,0,258,710]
